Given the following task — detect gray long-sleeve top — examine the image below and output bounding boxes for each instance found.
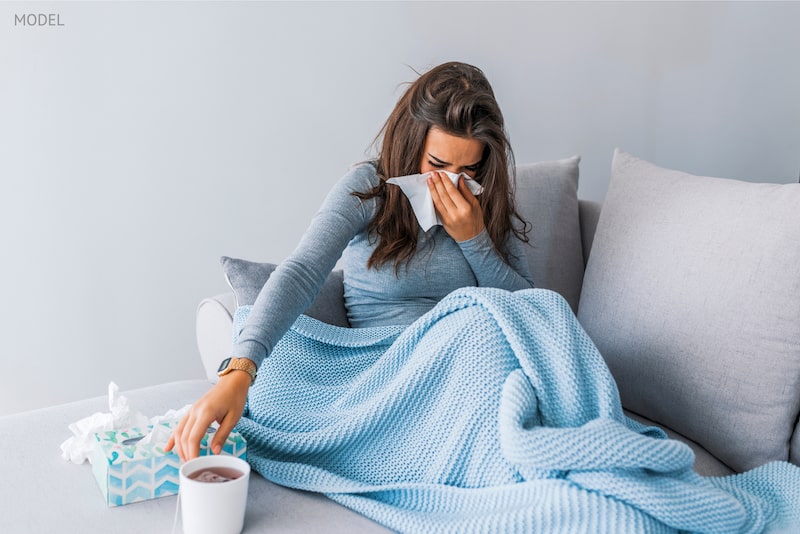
[233,163,534,367]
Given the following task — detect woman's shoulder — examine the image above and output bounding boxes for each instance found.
[319,161,381,215]
[338,161,381,191]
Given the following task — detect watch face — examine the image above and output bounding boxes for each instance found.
[217,357,232,373]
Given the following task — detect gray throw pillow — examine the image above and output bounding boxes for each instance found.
[514,156,584,312]
[577,149,800,472]
[219,256,350,327]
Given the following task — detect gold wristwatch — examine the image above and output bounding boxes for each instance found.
[217,357,258,385]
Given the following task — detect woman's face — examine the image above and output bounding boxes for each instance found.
[419,126,484,179]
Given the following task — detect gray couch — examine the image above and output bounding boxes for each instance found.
[3,150,798,533]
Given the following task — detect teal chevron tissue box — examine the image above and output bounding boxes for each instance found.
[90,423,247,507]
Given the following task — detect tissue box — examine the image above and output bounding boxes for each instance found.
[90,422,247,507]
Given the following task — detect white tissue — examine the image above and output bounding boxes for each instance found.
[386,171,484,232]
[138,405,190,445]
[59,382,191,464]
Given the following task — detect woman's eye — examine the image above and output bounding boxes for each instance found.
[428,161,445,168]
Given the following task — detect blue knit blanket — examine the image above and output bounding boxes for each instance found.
[233,288,800,533]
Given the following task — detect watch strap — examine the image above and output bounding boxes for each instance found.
[217,357,258,385]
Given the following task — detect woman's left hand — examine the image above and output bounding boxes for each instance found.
[428,171,484,241]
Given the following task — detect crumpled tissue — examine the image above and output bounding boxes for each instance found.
[386,171,484,231]
[60,382,190,464]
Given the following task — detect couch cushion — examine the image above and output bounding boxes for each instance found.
[578,200,602,266]
[220,256,350,327]
[577,148,800,473]
[514,156,584,312]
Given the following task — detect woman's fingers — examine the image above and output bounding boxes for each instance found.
[169,408,208,462]
[214,411,240,455]
[457,174,479,205]
[427,171,484,241]
[164,415,184,457]
[186,409,215,460]
[428,172,463,214]
[166,372,250,462]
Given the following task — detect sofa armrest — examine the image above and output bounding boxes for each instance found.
[196,292,236,382]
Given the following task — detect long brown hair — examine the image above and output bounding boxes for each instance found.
[355,62,529,272]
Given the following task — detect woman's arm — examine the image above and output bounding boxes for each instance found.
[232,165,376,366]
[427,172,533,290]
[457,229,534,290]
[168,164,377,461]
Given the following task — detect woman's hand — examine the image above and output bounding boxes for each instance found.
[166,371,251,462]
[427,171,484,242]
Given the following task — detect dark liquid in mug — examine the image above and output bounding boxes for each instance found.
[187,467,243,483]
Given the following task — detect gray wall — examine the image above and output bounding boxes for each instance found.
[1,1,798,416]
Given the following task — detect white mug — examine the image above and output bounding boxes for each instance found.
[178,455,250,534]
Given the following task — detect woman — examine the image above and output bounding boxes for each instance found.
[168,62,798,533]
[167,61,534,461]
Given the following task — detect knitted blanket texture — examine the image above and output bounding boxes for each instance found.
[233,287,800,533]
